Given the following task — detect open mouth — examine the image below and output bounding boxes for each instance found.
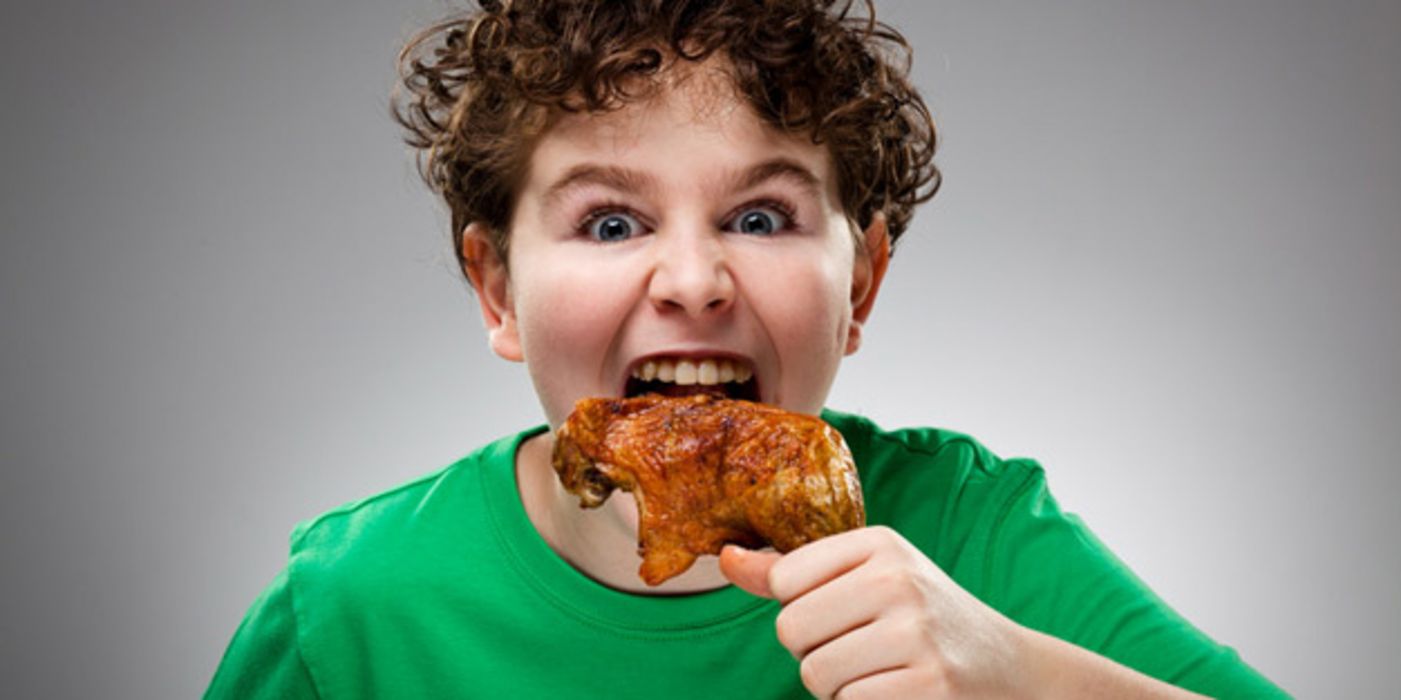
[623,357,760,402]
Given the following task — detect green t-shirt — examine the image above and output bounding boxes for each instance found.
[205,410,1288,699]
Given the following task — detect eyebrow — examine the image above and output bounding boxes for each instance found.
[731,158,823,197]
[540,157,825,205]
[542,164,659,206]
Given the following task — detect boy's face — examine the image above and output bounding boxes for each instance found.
[466,66,887,428]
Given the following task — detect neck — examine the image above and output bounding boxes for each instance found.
[515,432,731,594]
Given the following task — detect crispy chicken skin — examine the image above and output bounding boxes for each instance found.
[552,394,866,586]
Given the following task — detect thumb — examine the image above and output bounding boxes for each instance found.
[719,545,781,599]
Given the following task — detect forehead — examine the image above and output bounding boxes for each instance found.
[518,63,840,203]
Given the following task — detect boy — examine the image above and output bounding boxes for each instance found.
[207,1,1288,697]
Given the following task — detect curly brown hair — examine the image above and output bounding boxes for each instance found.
[393,0,939,274]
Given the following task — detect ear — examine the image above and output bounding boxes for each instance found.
[845,213,891,356]
[461,223,524,362]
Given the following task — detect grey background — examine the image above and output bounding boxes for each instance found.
[2,0,1396,697]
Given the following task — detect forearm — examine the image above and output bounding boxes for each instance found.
[1017,627,1210,700]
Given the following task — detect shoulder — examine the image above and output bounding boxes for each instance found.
[209,429,538,695]
[821,407,1041,489]
[283,428,534,597]
[294,470,441,547]
[291,458,463,561]
[820,408,1045,578]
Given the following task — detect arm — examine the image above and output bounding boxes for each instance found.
[720,530,1208,700]
[204,568,320,700]
[1023,625,1210,700]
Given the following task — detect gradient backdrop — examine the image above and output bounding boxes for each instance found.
[3,1,1398,697]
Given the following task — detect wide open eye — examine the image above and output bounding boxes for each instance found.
[585,211,644,242]
[725,205,790,235]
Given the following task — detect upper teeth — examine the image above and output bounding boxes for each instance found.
[632,358,752,386]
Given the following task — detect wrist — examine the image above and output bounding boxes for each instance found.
[1014,626,1068,700]
[1004,622,1052,700]
[1011,626,1210,700]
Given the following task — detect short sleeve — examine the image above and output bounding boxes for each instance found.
[983,463,1290,700]
[204,568,320,700]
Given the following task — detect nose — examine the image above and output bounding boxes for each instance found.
[647,228,736,317]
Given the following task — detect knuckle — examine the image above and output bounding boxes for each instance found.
[895,613,939,653]
[773,609,803,653]
[833,685,867,700]
[798,652,833,697]
[870,567,918,602]
[833,678,874,700]
[867,525,922,563]
[893,614,924,645]
[866,524,897,544]
[903,646,959,694]
[765,563,789,600]
[923,665,955,695]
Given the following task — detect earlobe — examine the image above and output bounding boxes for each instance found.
[461,223,524,362]
[845,214,890,356]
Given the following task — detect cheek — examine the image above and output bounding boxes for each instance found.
[512,262,632,364]
[512,264,636,424]
[750,252,852,350]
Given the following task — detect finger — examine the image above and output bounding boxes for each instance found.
[719,544,781,599]
[774,563,888,657]
[798,620,907,700]
[769,526,891,604]
[833,668,928,700]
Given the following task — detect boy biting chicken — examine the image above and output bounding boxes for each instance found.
[206,2,1288,698]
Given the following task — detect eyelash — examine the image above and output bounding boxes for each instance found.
[572,198,801,239]
[575,201,648,239]
[726,198,799,234]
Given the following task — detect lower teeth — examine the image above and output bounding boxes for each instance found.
[626,379,754,401]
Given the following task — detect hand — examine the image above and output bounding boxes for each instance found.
[720,526,1030,699]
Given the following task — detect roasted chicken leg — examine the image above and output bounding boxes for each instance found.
[552,394,865,585]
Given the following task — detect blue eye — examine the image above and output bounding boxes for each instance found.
[727,205,789,235]
[586,212,643,242]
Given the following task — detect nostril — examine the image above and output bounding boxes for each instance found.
[646,241,735,315]
[652,287,732,316]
